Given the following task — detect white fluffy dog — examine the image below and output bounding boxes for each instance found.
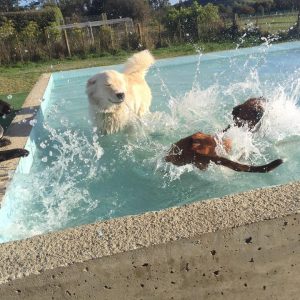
[86,50,155,134]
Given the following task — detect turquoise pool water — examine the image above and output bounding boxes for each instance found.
[1,41,300,242]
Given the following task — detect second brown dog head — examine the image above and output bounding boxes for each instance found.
[231,97,265,131]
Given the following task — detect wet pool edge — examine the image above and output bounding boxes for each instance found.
[0,177,299,284]
[0,73,51,205]
[0,68,299,290]
[1,212,299,299]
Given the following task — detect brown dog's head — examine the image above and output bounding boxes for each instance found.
[231,97,265,131]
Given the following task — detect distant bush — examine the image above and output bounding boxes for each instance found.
[0,19,15,39]
[99,26,115,52]
[0,20,17,64]
[0,5,63,31]
[0,6,64,63]
[234,5,256,15]
[0,3,298,65]
[162,2,222,42]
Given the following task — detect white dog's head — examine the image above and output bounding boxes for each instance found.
[86,70,127,112]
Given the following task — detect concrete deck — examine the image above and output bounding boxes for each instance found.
[0,72,299,299]
[0,73,51,203]
[0,212,299,299]
[0,179,299,284]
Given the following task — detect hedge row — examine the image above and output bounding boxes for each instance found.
[0,5,63,32]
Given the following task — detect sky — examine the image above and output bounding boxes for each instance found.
[19,0,181,7]
[19,0,181,5]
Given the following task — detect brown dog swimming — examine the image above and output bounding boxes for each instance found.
[165,132,282,172]
[165,98,283,173]
[224,97,266,132]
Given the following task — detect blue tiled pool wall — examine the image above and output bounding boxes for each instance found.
[16,75,54,174]
[0,41,299,243]
[51,41,300,80]
[14,41,300,175]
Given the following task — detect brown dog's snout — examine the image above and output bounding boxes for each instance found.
[116,93,125,101]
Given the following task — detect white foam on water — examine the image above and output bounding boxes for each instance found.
[1,41,300,243]
[0,121,103,243]
[260,72,300,142]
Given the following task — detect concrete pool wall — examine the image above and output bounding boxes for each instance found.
[0,182,299,298]
[0,211,299,299]
[0,62,299,298]
[0,73,51,201]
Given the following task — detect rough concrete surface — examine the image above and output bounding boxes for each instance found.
[0,71,299,299]
[0,212,299,300]
[0,180,299,286]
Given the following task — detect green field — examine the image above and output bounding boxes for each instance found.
[0,42,236,98]
[0,92,28,130]
[0,12,299,99]
[1,12,299,98]
[0,42,237,131]
[239,13,298,33]
[1,43,235,130]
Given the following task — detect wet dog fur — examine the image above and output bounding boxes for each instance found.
[165,97,283,173]
[86,50,155,134]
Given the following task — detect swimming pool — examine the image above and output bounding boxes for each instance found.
[1,41,300,243]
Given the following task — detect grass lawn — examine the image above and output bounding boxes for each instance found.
[239,13,298,34]
[0,42,237,130]
[0,11,299,111]
[0,92,28,130]
[0,36,295,111]
[0,42,237,98]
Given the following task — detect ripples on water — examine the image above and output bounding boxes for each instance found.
[1,41,300,242]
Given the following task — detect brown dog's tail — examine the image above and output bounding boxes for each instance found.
[209,156,283,173]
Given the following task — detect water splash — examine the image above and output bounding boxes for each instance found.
[0,119,103,242]
[1,42,300,243]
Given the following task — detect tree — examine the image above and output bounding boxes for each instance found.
[233,0,273,15]
[103,0,151,21]
[163,2,220,40]
[87,0,105,16]
[35,0,104,16]
[148,0,170,10]
[257,4,265,15]
[233,3,255,15]
[54,0,90,16]
[250,0,273,14]
[273,0,299,11]
[0,0,19,12]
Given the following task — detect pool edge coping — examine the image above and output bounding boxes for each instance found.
[0,180,299,284]
[0,61,299,284]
